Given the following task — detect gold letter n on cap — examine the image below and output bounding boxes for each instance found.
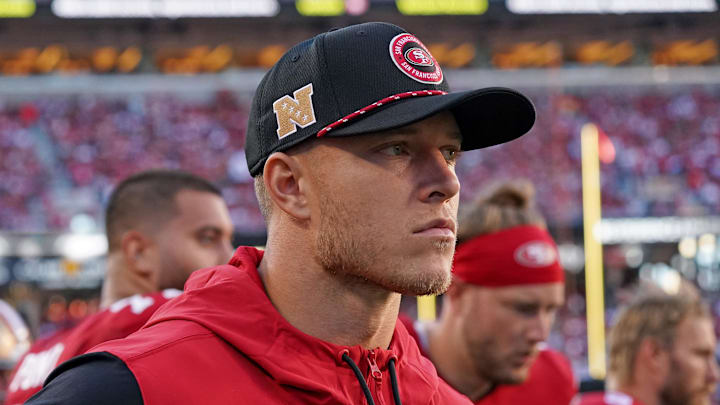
[273,83,317,139]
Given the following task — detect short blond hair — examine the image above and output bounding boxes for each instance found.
[254,174,273,222]
[608,294,710,386]
[457,179,547,243]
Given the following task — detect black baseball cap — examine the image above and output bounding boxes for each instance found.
[245,22,535,176]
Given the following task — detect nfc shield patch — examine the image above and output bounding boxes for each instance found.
[273,83,317,139]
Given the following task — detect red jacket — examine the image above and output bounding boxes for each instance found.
[4,289,180,405]
[92,247,471,404]
[571,392,644,405]
[400,313,577,405]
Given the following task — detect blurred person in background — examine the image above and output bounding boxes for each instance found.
[572,293,719,405]
[4,169,234,405]
[401,180,576,404]
[0,300,32,401]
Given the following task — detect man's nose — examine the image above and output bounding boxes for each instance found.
[526,313,553,344]
[707,356,720,385]
[417,150,460,204]
[219,240,234,264]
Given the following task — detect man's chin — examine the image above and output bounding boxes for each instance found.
[501,366,532,385]
[389,274,451,296]
[688,391,715,405]
[380,266,452,296]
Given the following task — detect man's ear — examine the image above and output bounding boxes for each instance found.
[120,230,156,282]
[446,277,469,301]
[264,152,311,221]
[637,337,671,377]
[443,278,477,321]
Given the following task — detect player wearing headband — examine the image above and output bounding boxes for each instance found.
[401,181,576,404]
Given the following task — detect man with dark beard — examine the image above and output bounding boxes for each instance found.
[572,294,719,405]
[26,22,535,404]
[401,181,576,405]
[7,169,235,405]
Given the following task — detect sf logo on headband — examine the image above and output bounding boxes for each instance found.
[514,241,557,268]
[273,83,317,139]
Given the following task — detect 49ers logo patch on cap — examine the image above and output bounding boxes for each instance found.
[389,33,443,84]
[404,47,434,67]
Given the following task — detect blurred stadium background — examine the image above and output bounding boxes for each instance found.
[1,0,720,386]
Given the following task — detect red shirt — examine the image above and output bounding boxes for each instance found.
[476,350,577,405]
[571,391,645,405]
[4,289,180,405]
[400,313,577,405]
[92,247,472,404]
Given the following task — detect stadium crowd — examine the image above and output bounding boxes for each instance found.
[1,85,720,234]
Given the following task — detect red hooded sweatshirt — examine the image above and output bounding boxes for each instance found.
[91,246,470,404]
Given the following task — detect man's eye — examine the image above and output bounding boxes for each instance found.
[515,305,537,315]
[442,148,460,162]
[198,232,218,244]
[381,144,407,156]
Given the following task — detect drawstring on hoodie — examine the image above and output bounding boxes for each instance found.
[388,357,402,405]
[342,352,375,405]
[341,352,402,405]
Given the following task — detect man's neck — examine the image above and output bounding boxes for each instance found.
[615,383,658,405]
[258,245,400,349]
[426,318,493,401]
[100,255,155,309]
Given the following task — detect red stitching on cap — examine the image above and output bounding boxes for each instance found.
[317,90,447,137]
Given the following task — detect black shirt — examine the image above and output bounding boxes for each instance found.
[25,352,143,404]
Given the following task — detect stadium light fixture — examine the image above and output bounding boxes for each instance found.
[639,263,682,295]
[0,0,35,17]
[397,0,488,15]
[655,266,682,295]
[0,236,9,257]
[598,217,720,244]
[296,0,344,16]
[16,238,42,258]
[678,237,697,259]
[557,243,585,274]
[69,213,97,234]
[698,268,720,291]
[507,0,717,14]
[623,245,643,268]
[54,234,108,262]
[51,0,280,18]
[696,233,716,267]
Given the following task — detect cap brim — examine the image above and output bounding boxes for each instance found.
[327,87,535,150]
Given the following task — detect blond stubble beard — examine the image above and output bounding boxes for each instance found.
[314,195,453,296]
[660,356,715,405]
[462,325,530,386]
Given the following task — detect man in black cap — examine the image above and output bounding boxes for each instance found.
[27,22,534,404]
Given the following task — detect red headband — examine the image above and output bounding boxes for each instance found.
[453,225,565,287]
